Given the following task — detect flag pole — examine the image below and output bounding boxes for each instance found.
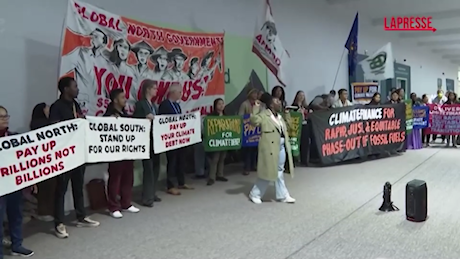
[332,49,346,90]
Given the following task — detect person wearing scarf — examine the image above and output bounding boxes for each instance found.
[0,106,34,257]
[248,93,296,204]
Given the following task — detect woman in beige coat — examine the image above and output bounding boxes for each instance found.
[248,93,295,204]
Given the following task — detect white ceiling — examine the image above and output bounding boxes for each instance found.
[325,0,460,66]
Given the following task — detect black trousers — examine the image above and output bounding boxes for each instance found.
[54,166,86,227]
[0,191,23,258]
[166,148,186,189]
[300,123,310,165]
[142,151,160,205]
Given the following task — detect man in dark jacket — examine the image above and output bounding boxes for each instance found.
[158,83,194,195]
[49,77,99,239]
[133,80,161,207]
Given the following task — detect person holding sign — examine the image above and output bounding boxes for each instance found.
[133,80,161,206]
[248,93,296,204]
[444,92,458,148]
[206,98,229,186]
[104,89,140,218]
[159,83,194,195]
[50,77,99,239]
[0,106,34,257]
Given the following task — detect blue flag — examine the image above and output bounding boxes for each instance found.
[345,13,358,77]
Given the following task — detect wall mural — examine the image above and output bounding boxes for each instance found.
[132,19,269,185]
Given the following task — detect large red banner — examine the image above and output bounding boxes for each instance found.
[59,0,225,116]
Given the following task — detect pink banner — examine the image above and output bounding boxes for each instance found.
[426,104,460,135]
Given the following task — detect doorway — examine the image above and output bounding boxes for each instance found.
[396,77,408,99]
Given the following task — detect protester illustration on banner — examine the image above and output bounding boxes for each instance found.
[359,42,394,81]
[187,57,200,80]
[60,28,110,115]
[60,0,225,116]
[166,48,190,81]
[252,0,290,86]
[131,40,155,79]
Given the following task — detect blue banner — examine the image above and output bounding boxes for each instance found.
[412,106,429,129]
[242,114,261,147]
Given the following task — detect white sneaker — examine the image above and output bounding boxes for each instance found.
[76,217,100,227]
[110,211,123,219]
[249,196,262,204]
[55,224,69,239]
[281,196,296,203]
[123,205,140,213]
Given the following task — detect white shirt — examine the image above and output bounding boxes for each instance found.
[268,110,285,134]
[431,96,447,105]
[332,99,353,108]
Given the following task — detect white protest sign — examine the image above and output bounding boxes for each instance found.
[153,111,202,154]
[85,116,151,163]
[0,119,86,197]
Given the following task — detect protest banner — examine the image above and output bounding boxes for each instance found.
[284,112,302,157]
[242,114,261,147]
[405,100,413,134]
[153,111,202,153]
[0,120,86,197]
[60,0,225,116]
[351,82,379,105]
[203,116,242,152]
[252,0,289,86]
[412,106,429,130]
[309,103,406,165]
[84,116,151,162]
[426,104,460,135]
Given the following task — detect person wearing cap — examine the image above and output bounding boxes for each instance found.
[150,46,172,81]
[132,40,155,79]
[129,40,155,107]
[238,88,260,175]
[103,38,135,77]
[60,28,109,115]
[248,93,296,204]
[166,48,189,81]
